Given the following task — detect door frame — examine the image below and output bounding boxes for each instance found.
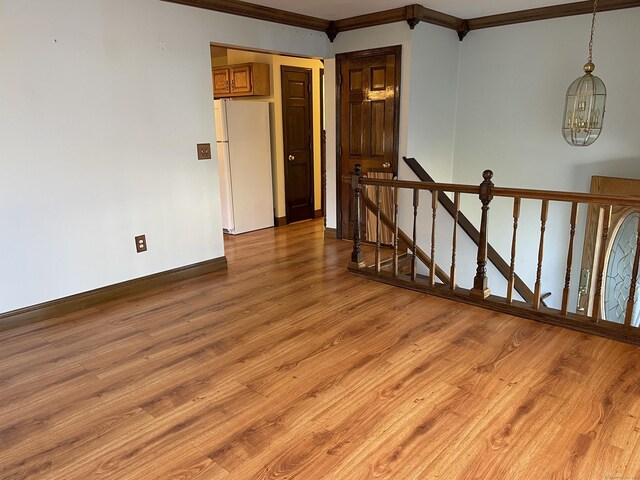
[335,45,402,240]
[281,65,315,224]
[320,67,326,223]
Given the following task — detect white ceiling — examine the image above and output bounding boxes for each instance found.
[248,0,580,21]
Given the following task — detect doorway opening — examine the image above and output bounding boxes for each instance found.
[210,44,325,231]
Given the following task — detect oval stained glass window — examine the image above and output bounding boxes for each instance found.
[604,212,640,326]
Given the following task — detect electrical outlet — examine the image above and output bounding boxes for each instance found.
[197,143,211,160]
[135,235,147,253]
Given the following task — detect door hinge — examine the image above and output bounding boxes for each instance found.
[338,146,342,157]
[308,82,312,94]
[338,74,342,86]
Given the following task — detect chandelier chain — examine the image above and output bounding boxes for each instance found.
[588,0,598,63]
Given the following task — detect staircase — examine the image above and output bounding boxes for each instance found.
[346,161,640,345]
[359,157,537,300]
[402,157,538,304]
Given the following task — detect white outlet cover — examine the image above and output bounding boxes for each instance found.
[159,40,166,51]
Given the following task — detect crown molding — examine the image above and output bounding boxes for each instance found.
[468,0,640,31]
[161,0,640,42]
[160,0,329,32]
[333,6,408,32]
[412,5,463,30]
[332,4,463,33]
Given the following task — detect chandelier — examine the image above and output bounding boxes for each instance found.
[562,0,606,147]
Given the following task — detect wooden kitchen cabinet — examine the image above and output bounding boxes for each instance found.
[212,63,270,98]
[213,68,231,96]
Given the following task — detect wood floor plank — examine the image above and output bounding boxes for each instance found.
[2,219,640,479]
[0,407,154,479]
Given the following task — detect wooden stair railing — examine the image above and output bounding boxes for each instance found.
[346,164,640,346]
[360,191,450,285]
[403,156,537,304]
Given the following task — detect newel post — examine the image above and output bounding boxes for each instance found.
[349,164,366,269]
[471,170,494,299]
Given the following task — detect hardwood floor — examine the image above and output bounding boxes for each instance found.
[2,219,640,479]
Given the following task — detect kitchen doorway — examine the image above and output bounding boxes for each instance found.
[210,44,325,229]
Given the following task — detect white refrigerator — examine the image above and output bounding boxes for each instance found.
[214,99,274,235]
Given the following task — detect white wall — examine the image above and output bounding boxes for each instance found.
[324,58,337,229]
[0,0,329,314]
[452,8,640,309]
[404,22,460,184]
[325,21,460,229]
[5,0,639,314]
[454,9,640,190]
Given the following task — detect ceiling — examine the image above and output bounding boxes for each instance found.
[244,0,581,21]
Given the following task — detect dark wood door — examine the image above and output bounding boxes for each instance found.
[282,66,314,223]
[337,46,401,239]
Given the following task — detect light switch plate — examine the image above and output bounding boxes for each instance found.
[197,143,212,160]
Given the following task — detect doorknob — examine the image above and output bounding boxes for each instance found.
[288,154,295,161]
[382,162,391,168]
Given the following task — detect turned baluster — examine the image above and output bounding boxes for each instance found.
[450,192,460,290]
[411,188,419,282]
[375,184,381,273]
[624,216,640,328]
[561,202,579,315]
[430,190,437,286]
[533,200,549,310]
[506,197,521,304]
[471,170,494,299]
[393,185,399,277]
[349,164,365,269]
[592,205,612,322]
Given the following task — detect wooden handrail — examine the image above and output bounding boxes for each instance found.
[356,176,480,195]
[345,164,640,345]
[356,175,640,209]
[403,157,536,304]
[493,187,640,206]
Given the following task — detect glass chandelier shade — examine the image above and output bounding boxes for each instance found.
[562,62,606,146]
[561,0,606,147]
